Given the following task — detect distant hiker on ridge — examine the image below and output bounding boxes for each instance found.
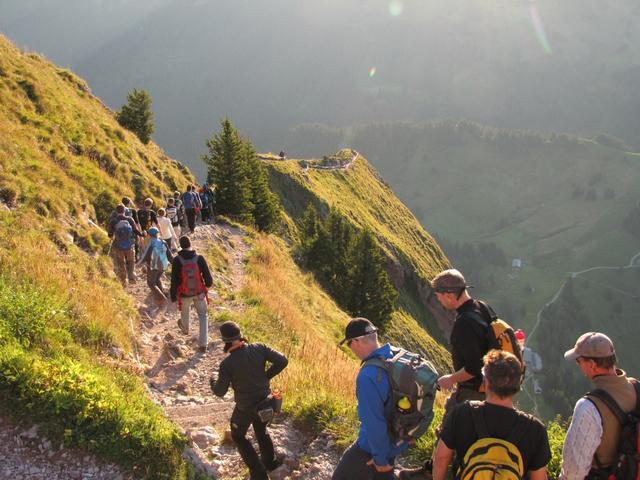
[210,321,288,480]
[107,204,144,286]
[170,235,213,352]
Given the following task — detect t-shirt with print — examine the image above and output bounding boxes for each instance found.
[440,401,551,474]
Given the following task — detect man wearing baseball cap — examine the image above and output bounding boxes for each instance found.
[210,321,288,480]
[333,318,409,480]
[560,332,639,480]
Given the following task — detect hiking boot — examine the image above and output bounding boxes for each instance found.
[398,460,433,480]
[197,345,207,354]
[265,457,283,472]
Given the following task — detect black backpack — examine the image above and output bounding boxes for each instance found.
[586,380,640,480]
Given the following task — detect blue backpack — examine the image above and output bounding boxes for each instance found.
[114,219,134,250]
[149,238,169,271]
[182,191,194,209]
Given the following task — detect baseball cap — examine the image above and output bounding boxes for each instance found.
[147,227,159,236]
[564,332,615,361]
[431,269,473,293]
[340,318,378,345]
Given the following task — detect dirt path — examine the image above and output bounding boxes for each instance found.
[127,222,338,480]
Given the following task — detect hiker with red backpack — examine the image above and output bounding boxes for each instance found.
[332,318,438,480]
[561,333,640,480]
[170,236,213,352]
[107,204,145,286]
[432,350,550,480]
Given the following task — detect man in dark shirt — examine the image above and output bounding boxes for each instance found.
[400,268,493,480]
[211,322,288,480]
[434,350,550,480]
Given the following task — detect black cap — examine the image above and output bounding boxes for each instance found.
[340,318,378,345]
[220,321,241,343]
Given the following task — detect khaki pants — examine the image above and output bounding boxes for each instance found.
[112,247,136,285]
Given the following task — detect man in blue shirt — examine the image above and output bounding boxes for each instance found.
[332,318,408,480]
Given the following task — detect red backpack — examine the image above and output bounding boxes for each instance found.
[176,256,208,307]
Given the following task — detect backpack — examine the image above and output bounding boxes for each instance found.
[363,347,438,444]
[467,301,525,370]
[586,380,640,480]
[182,192,194,209]
[458,402,528,480]
[176,255,208,306]
[149,239,169,271]
[114,219,134,250]
[166,206,179,226]
[138,209,154,231]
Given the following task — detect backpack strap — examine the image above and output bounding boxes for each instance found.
[469,401,490,438]
[630,379,640,416]
[586,389,626,426]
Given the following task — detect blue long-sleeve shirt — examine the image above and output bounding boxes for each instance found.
[356,343,409,466]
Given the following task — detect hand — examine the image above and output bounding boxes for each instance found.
[366,460,393,473]
[209,375,217,392]
[437,374,455,391]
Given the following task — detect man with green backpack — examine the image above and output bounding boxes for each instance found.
[432,350,550,480]
[332,318,438,480]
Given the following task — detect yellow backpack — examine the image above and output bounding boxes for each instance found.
[458,402,527,480]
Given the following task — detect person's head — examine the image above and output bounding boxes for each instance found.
[186,185,192,192]
[179,235,192,250]
[220,321,245,352]
[158,208,166,217]
[340,318,380,360]
[116,204,126,215]
[167,197,175,207]
[144,198,153,208]
[431,269,472,310]
[174,191,181,198]
[147,227,159,237]
[122,197,132,207]
[482,350,523,399]
[564,332,617,379]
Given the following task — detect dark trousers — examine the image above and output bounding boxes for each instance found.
[230,406,277,480]
[332,443,395,480]
[185,208,196,232]
[147,268,167,303]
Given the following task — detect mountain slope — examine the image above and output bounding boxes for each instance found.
[264,150,452,371]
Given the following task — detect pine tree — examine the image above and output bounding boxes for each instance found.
[348,229,398,328]
[116,89,154,144]
[244,140,281,231]
[202,119,254,222]
[323,209,356,306]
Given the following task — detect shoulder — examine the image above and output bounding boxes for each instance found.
[514,408,547,432]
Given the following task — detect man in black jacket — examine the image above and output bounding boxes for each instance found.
[211,321,288,480]
[170,236,213,352]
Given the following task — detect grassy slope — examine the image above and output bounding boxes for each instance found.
[264,151,452,372]
[0,35,198,478]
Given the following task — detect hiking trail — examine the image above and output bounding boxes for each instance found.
[126,222,339,480]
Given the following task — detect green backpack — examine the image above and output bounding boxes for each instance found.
[363,347,439,444]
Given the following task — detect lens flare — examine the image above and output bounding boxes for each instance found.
[389,0,404,17]
[530,4,552,54]
[369,67,377,78]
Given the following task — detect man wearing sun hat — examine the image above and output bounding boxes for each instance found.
[560,332,640,480]
[332,318,409,480]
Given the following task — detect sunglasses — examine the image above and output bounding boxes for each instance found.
[346,338,360,347]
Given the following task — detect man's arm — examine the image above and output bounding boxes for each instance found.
[529,468,548,480]
[262,345,288,378]
[438,367,475,390]
[432,439,455,480]
[559,398,603,480]
[211,365,231,398]
[357,371,392,468]
[198,256,214,288]
[169,257,182,302]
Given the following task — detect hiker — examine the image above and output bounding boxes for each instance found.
[122,197,142,259]
[169,235,213,352]
[137,197,158,234]
[137,227,172,306]
[157,207,178,251]
[203,183,215,222]
[400,269,500,479]
[332,318,410,480]
[429,350,550,480]
[173,191,186,230]
[199,186,210,223]
[182,185,197,233]
[210,321,288,480]
[165,197,182,240]
[560,333,639,480]
[107,204,144,286]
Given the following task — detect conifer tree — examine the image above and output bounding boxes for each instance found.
[244,139,281,231]
[116,89,154,144]
[348,229,398,328]
[323,209,356,306]
[202,119,254,222]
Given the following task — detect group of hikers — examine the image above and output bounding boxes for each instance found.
[106,188,637,480]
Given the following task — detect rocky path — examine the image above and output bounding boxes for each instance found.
[129,223,339,480]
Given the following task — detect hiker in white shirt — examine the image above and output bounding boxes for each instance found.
[157,208,179,251]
